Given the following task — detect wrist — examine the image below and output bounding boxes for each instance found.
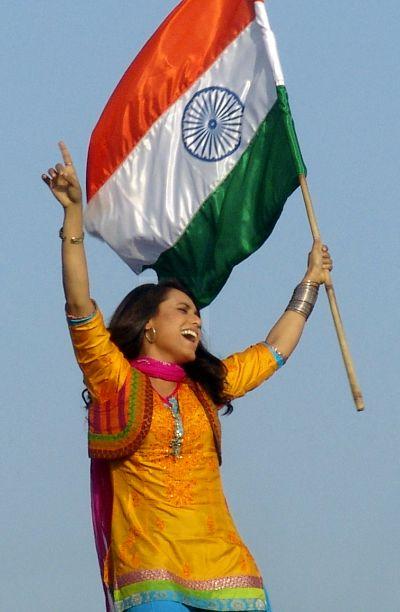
[63,205,84,232]
[63,203,83,220]
[61,206,84,243]
[301,271,322,285]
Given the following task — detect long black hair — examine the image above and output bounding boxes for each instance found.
[108,279,232,411]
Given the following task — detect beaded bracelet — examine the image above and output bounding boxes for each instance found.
[264,342,287,367]
[66,301,97,326]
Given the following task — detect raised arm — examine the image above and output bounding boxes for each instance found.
[265,239,333,360]
[42,142,93,317]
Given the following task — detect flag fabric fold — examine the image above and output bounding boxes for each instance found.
[86,0,306,307]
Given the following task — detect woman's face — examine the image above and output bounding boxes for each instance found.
[142,288,202,364]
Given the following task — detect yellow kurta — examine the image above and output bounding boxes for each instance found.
[69,309,280,612]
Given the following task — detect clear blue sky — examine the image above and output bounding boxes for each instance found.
[2,1,399,610]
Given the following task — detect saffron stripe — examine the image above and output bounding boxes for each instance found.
[87,0,255,200]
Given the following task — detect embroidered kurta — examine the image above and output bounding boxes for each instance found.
[69,309,280,612]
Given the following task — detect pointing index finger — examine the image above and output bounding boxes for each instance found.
[58,141,74,166]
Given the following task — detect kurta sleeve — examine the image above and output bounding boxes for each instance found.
[222,342,281,400]
[67,306,131,402]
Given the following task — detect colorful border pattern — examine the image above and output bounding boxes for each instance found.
[88,368,153,459]
[112,578,268,612]
[116,591,267,612]
[116,571,263,591]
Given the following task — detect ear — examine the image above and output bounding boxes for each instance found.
[145,318,154,332]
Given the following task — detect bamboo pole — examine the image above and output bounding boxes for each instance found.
[299,174,365,411]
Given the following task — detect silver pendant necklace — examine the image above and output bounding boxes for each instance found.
[164,396,184,458]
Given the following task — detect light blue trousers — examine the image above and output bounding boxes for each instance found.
[126,602,196,612]
[126,595,272,612]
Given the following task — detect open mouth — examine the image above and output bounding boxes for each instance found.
[181,329,198,343]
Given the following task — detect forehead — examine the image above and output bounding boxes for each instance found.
[162,289,199,313]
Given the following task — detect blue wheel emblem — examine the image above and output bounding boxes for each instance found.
[182,87,244,162]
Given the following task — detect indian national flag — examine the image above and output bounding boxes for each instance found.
[86,0,306,307]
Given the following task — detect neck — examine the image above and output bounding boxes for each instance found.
[139,347,179,363]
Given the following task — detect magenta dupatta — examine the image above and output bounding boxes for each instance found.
[130,357,186,382]
[91,460,114,611]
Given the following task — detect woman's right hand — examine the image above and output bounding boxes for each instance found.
[41,141,82,209]
[42,142,92,315]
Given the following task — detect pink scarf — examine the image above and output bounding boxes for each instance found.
[130,356,186,382]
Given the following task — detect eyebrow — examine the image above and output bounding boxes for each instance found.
[177,301,201,318]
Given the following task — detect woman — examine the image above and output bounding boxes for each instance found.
[42,143,332,612]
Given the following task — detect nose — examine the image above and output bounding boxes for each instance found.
[193,316,202,331]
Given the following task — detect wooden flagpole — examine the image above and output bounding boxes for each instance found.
[299,174,365,411]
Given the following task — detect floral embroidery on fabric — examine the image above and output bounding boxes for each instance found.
[207,455,219,470]
[117,527,141,570]
[206,515,216,535]
[182,561,192,579]
[130,490,142,508]
[181,396,213,450]
[166,470,196,506]
[149,392,219,506]
[155,517,166,532]
[227,532,254,572]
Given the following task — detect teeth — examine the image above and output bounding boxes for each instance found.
[181,329,197,339]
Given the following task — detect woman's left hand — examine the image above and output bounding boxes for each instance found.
[303,239,333,285]
[265,239,333,358]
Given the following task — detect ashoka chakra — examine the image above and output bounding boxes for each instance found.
[182,86,244,162]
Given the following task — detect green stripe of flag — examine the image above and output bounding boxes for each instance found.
[150,86,306,307]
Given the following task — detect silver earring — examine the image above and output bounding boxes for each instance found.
[145,327,157,343]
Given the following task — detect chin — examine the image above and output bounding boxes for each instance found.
[180,354,196,364]
[177,348,197,364]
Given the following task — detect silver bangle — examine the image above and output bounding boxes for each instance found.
[286,281,319,320]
